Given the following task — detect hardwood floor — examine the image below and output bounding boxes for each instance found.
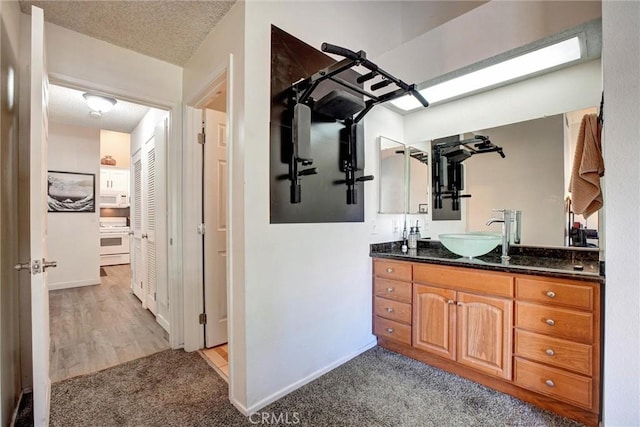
[201,344,229,381]
[49,264,170,383]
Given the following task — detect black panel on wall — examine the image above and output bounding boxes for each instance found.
[270,26,365,224]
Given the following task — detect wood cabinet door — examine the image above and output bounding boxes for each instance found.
[413,284,456,360]
[456,292,513,379]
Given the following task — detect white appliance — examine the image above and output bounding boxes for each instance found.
[99,217,131,266]
[99,191,129,208]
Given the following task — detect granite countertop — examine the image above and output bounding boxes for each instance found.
[370,240,604,283]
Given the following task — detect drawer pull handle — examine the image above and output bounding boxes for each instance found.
[386,328,394,334]
[447,300,454,305]
[386,268,394,273]
[546,291,556,298]
[546,349,555,356]
[387,287,394,293]
[545,379,555,387]
[386,307,394,313]
[546,319,555,326]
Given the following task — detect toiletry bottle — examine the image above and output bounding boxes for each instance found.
[415,220,421,239]
[401,221,408,253]
[408,227,417,249]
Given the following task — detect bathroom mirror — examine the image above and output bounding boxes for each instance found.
[378,137,406,213]
[379,137,431,214]
[461,109,599,248]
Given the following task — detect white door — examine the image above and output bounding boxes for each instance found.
[204,109,228,347]
[29,6,53,425]
[131,149,145,304]
[130,118,167,321]
[143,135,157,315]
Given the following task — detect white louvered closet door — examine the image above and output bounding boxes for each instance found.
[144,136,158,315]
[131,149,145,305]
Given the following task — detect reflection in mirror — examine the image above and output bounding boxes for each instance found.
[378,137,406,213]
[407,143,429,214]
[462,107,598,248]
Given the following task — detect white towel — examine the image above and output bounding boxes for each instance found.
[569,114,604,218]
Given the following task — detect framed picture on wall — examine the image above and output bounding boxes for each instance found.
[47,171,96,213]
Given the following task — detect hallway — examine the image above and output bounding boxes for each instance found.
[49,264,170,382]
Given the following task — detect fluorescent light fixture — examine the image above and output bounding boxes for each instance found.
[391,37,581,111]
[83,93,117,113]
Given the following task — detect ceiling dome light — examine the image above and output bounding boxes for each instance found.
[83,93,117,113]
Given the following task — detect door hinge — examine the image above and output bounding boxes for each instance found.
[197,132,206,145]
[153,292,157,301]
[197,223,206,235]
[199,313,207,325]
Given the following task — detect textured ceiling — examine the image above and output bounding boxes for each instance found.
[19,0,236,66]
[49,84,151,133]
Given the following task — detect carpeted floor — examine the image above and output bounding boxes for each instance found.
[50,346,584,427]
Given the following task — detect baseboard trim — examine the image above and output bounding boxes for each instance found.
[48,278,100,291]
[156,313,170,333]
[230,395,249,417]
[244,338,377,415]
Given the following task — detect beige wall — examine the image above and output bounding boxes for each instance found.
[465,116,565,246]
[100,130,130,168]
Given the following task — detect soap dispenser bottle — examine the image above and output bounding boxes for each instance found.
[408,227,417,249]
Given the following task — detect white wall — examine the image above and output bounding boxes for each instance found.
[45,22,182,107]
[241,1,406,411]
[602,1,640,425]
[377,1,601,85]
[47,123,101,290]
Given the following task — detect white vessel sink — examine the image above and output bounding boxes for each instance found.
[439,232,502,258]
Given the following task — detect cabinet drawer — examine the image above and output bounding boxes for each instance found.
[514,357,593,410]
[516,302,593,343]
[515,330,592,376]
[374,297,411,324]
[374,278,412,303]
[413,264,513,298]
[374,259,412,282]
[516,277,593,310]
[374,316,411,345]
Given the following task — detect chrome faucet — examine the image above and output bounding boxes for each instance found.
[486,209,514,261]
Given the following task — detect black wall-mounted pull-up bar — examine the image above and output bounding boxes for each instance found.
[288,42,429,205]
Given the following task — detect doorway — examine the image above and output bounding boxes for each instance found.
[197,78,230,380]
[46,82,174,381]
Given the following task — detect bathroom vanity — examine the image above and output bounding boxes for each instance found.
[370,241,603,427]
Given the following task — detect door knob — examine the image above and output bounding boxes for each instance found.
[142,233,148,239]
[42,260,58,270]
[14,262,30,272]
